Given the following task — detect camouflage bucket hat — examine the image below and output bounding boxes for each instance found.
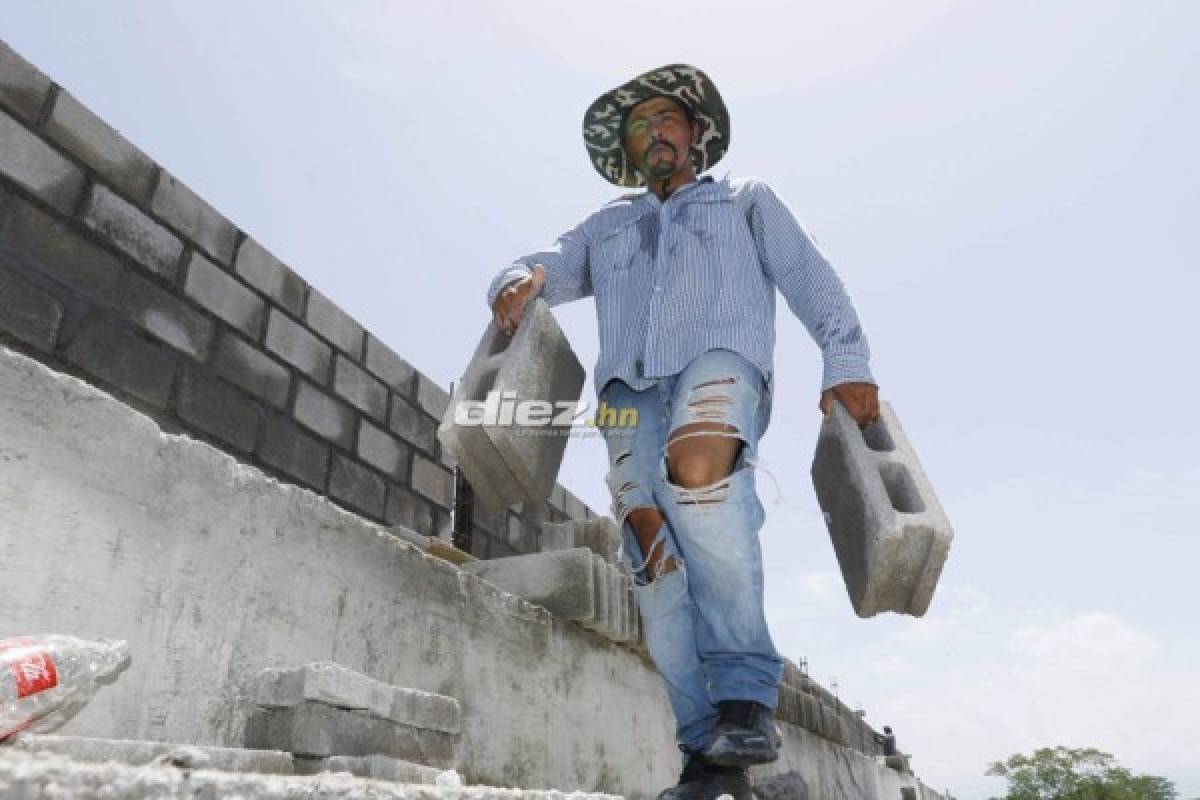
[582,64,730,188]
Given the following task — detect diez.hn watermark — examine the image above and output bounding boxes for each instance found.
[453,390,637,437]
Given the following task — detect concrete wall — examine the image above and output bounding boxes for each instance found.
[0,37,591,561]
[0,343,672,795]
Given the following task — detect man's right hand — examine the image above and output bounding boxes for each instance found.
[491,264,546,336]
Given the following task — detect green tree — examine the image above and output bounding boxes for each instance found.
[986,746,1177,800]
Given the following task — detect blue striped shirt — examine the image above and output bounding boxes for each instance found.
[485,173,873,398]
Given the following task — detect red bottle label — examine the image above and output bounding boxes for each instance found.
[1,638,59,698]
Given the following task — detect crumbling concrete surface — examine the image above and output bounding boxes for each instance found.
[0,748,622,800]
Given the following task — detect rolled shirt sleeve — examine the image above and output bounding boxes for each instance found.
[747,180,875,390]
[484,220,593,310]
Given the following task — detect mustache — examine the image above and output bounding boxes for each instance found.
[644,140,676,159]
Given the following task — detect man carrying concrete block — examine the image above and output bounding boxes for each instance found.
[485,65,879,800]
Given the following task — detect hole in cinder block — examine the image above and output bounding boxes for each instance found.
[878,463,925,514]
[471,367,499,403]
[862,420,895,452]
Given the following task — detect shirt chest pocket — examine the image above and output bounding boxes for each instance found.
[591,224,641,278]
[678,198,744,246]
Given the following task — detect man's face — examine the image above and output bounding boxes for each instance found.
[621,95,699,182]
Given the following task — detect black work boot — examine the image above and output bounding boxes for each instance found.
[655,749,712,800]
[656,750,753,800]
[702,700,782,767]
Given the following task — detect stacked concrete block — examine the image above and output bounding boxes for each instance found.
[246,663,461,769]
[579,554,610,633]
[438,298,585,510]
[541,517,620,563]
[811,400,953,617]
[462,548,596,621]
[462,547,640,647]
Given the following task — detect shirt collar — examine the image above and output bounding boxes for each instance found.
[637,174,715,209]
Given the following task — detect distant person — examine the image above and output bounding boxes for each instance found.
[486,65,879,800]
[876,725,898,756]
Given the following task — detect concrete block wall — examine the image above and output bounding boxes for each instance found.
[0,38,593,557]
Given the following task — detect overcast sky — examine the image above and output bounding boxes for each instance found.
[4,2,1197,796]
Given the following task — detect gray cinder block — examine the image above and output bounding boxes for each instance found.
[580,554,609,633]
[541,517,620,563]
[243,701,457,767]
[811,400,953,618]
[0,109,85,214]
[151,171,238,265]
[438,298,584,510]
[253,663,462,735]
[461,547,595,622]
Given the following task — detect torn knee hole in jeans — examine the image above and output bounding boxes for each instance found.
[664,427,753,507]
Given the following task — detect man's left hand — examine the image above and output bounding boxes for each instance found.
[819,382,880,427]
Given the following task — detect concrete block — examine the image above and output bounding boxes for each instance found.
[211,332,291,409]
[438,298,585,510]
[334,355,387,422]
[254,662,462,737]
[411,453,453,508]
[65,314,176,408]
[243,701,457,767]
[0,109,85,214]
[417,371,450,418]
[389,394,436,453]
[265,308,332,384]
[178,369,259,454]
[781,658,804,689]
[184,252,265,339]
[83,184,183,280]
[293,754,441,783]
[259,413,330,491]
[358,420,410,480]
[811,400,953,618]
[564,490,589,521]
[388,688,462,736]
[384,486,435,537]
[580,554,609,632]
[365,334,415,394]
[255,662,389,717]
[294,380,355,448]
[47,91,157,201]
[462,547,595,622]
[606,563,622,640]
[306,289,363,358]
[0,184,124,299]
[0,265,63,352]
[540,517,619,562]
[329,454,387,519]
[151,171,237,265]
[0,40,52,122]
[11,733,294,775]
[122,272,214,360]
[235,237,306,316]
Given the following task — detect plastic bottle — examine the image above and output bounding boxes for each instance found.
[0,635,130,741]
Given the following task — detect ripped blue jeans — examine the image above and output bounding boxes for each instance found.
[597,348,783,753]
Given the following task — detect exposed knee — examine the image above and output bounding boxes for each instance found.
[666,422,745,489]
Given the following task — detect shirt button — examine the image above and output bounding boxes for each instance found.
[635,358,644,374]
